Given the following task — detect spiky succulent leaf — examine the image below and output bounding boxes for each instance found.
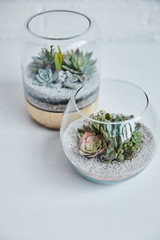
[62,48,96,82]
[29,46,55,75]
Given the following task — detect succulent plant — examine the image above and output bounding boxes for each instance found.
[62,49,96,82]
[77,111,142,163]
[28,45,97,88]
[103,127,142,163]
[89,111,135,143]
[34,67,57,86]
[78,132,107,157]
[29,46,96,79]
[56,70,80,89]
[57,70,72,82]
[104,135,123,162]
[29,46,55,74]
[54,46,63,70]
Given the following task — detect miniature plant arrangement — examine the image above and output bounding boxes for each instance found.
[23,45,99,128]
[28,46,97,89]
[62,110,155,183]
[21,10,101,128]
[60,79,158,184]
[77,111,142,163]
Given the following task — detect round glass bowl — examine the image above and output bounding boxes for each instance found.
[20,10,100,129]
[60,79,160,184]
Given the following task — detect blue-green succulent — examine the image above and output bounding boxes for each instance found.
[34,67,57,86]
[57,70,80,89]
[28,45,97,89]
[62,48,97,82]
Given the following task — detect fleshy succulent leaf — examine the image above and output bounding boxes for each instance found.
[62,48,96,82]
[58,45,62,55]
[55,52,62,70]
[105,113,111,121]
[34,67,54,86]
[56,45,63,67]
[79,132,107,157]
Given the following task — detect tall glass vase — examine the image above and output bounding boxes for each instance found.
[20,10,101,129]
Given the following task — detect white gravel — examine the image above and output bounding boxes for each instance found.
[24,76,98,111]
[24,77,79,101]
[62,118,156,181]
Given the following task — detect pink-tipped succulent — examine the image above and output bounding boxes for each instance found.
[79,132,107,158]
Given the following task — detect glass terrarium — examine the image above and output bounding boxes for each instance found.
[20,10,100,128]
[60,79,160,184]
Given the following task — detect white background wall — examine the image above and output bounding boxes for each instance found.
[1,0,160,43]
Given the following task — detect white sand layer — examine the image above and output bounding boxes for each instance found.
[62,119,156,180]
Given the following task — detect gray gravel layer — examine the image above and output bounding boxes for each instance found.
[24,75,98,111]
[25,86,98,112]
[62,119,156,180]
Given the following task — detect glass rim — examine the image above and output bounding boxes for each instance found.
[73,79,149,125]
[25,10,92,41]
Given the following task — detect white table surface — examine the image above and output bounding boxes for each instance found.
[0,43,160,240]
